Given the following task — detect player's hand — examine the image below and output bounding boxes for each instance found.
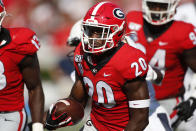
[67,20,82,46]
[45,103,73,130]
[174,97,196,122]
[145,65,158,81]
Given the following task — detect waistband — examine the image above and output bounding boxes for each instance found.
[0,111,17,113]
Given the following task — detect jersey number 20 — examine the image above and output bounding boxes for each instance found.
[83,77,116,108]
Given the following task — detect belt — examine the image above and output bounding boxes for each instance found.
[0,111,16,113]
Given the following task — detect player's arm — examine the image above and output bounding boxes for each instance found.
[123,77,149,131]
[183,47,196,72]
[68,71,89,107]
[172,47,196,125]
[45,72,88,130]
[19,53,44,131]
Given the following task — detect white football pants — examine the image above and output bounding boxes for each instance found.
[0,108,26,131]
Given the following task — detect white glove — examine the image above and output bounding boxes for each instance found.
[67,19,82,46]
[32,122,43,131]
[145,65,158,82]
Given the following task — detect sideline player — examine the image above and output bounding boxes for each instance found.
[126,0,196,130]
[0,1,44,131]
[45,2,150,131]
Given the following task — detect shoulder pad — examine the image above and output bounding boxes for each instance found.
[8,28,40,55]
[113,44,148,80]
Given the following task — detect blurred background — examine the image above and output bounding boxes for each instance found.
[2,0,195,130]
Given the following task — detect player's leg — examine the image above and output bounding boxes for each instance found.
[159,96,183,130]
[144,105,172,131]
[144,81,172,131]
[175,68,196,131]
[0,108,27,131]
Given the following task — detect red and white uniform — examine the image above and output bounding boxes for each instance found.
[0,27,40,111]
[126,11,196,100]
[74,42,148,131]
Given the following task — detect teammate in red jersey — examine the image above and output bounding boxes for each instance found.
[0,0,44,131]
[45,2,150,131]
[126,0,196,129]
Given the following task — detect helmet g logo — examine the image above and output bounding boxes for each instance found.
[113,8,125,19]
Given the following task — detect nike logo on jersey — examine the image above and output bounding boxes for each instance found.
[159,41,168,46]
[0,40,6,46]
[104,73,111,77]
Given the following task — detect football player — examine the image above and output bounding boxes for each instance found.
[126,0,196,130]
[0,1,44,131]
[45,2,150,131]
[173,0,196,130]
[66,18,172,131]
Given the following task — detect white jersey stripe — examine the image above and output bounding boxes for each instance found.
[91,2,107,20]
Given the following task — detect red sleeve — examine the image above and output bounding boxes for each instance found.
[179,23,196,51]
[116,44,148,81]
[9,28,40,55]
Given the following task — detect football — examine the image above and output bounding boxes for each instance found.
[54,98,84,124]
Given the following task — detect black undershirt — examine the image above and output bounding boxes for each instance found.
[0,27,11,48]
[143,19,173,42]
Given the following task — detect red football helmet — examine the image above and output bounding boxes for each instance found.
[81,2,126,54]
[0,0,6,27]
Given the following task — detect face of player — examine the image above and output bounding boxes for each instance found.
[147,2,169,21]
[83,25,110,49]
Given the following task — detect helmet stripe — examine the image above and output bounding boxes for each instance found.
[90,2,107,20]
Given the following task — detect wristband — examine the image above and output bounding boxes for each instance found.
[129,99,150,108]
[32,122,43,131]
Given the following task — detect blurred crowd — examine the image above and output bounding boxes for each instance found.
[3,0,142,72]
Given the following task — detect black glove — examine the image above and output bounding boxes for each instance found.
[45,104,73,130]
[172,97,196,129]
[174,97,196,122]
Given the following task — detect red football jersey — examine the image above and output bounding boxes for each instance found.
[126,11,196,100]
[0,27,40,111]
[74,42,148,130]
